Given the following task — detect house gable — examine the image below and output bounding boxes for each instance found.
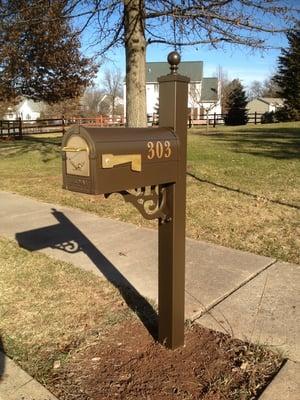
[201,78,218,102]
[146,61,203,83]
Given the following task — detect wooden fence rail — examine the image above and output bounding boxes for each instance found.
[0,118,65,139]
[0,112,265,139]
[0,119,23,139]
[187,112,263,128]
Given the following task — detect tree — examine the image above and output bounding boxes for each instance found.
[102,68,123,119]
[83,0,298,126]
[1,1,298,126]
[0,1,97,104]
[247,77,281,100]
[189,82,218,132]
[214,66,230,113]
[81,87,109,116]
[42,98,82,118]
[273,25,300,117]
[247,80,264,100]
[0,98,19,119]
[261,77,280,97]
[224,79,248,125]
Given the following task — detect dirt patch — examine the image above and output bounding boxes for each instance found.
[49,321,282,400]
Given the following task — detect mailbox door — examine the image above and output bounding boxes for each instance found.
[94,127,179,194]
[62,128,96,194]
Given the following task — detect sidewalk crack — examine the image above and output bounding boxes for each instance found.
[190,259,278,322]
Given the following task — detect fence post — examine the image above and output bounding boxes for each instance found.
[254,111,257,125]
[62,115,65,135]
[188,115,192,129]
[213,112,216,128]
[18,117,23,139]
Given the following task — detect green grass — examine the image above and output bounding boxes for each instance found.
[193,120,300,135]
[0,122,299,264]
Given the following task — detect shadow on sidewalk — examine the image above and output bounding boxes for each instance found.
[0,337,5,379]
[15,208,158,340]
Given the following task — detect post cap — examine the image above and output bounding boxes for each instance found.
[167,51,181,74]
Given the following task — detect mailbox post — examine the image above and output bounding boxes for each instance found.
[61,52,189,349]
[158,52,189,348]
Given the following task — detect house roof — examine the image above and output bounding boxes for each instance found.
[248,97,284,106]
[259,97,284,105]
[146,61,203,82]
[201,78,218,101]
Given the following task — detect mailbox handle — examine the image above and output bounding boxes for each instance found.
[62,146,87,152]
[102,154,142,172]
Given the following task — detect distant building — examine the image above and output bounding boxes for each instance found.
[247,97,284,114]
[123,61,221,120]
[3,98,45,120]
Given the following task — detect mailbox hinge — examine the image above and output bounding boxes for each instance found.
[105,185,171,222]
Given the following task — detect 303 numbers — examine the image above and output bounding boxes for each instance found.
[147,141,172,160]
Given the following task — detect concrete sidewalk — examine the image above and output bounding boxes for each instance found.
[0,351,57,400]
[0,190,299,399]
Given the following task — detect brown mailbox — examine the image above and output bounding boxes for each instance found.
[62,125,179,195]
[61,52,190,350]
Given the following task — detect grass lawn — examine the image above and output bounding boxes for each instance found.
[0,237,283,399]
[0,121,299,264]
[0,237,130,381]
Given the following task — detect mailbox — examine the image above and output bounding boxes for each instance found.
[61,51,190,350]
[62,125,179,195]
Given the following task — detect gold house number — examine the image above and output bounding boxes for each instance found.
[147,141,172,160]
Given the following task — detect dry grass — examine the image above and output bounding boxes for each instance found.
[0,122,299,264]
[0,237,283,399]
[0,237,131,382]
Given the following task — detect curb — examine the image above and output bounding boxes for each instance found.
[0,351,58,400]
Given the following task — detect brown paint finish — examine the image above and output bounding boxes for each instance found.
[158,70,189,349]
[62,126,179,195]
[61,52,189,350]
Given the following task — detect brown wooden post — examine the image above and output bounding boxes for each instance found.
[254,111,257,125]
[157,52,189,349]
[62,115,65,135]
[18,117,23,139]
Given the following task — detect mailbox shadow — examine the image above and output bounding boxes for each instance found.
[15,209,158,339]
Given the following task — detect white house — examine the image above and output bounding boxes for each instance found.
[3,98,45,120]
[123,61,221,120]
[247,97,284,115]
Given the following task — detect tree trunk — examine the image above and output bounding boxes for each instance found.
[124,0,147,127]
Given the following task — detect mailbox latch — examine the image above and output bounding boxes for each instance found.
[102,154,142,172]
[62,146,87,152]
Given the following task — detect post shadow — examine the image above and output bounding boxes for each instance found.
[0,337,5,380]
[15,208,158,339]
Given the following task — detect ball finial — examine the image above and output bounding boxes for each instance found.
[167,51,181,74]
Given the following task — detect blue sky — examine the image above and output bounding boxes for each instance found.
[78,2,294,89]
[91,39,286,89]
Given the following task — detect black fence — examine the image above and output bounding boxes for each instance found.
[0,112,265,139]
[0,119,22,138]
[0,118,65,139]
[188,112,263,128]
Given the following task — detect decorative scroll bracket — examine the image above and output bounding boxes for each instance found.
[105,185,171,222]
